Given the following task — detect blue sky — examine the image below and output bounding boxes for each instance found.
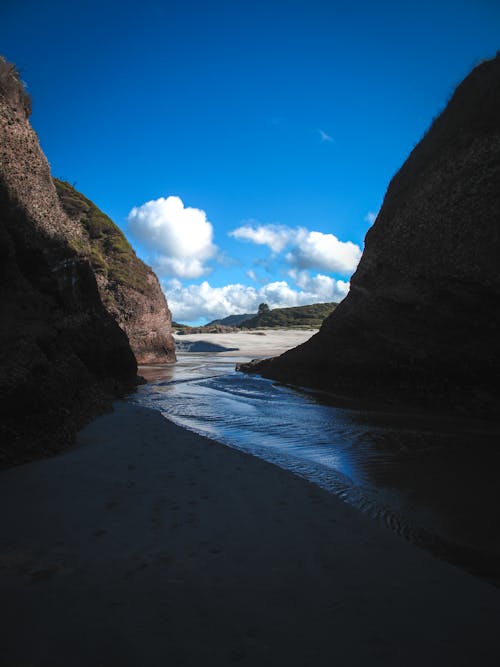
[1,0,499,323]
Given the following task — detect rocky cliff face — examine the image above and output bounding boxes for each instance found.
[242,53,500,416]
[0,57,138,465]
[54,180,176,364]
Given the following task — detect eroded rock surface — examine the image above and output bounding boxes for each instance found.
[54,180,176,364]
[0,57,138,465]
[242,53,500,416]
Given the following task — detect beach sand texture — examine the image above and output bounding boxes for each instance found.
[173,328,317,357]
[1,402,500,666]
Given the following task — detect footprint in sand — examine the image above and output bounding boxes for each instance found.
[123,562,149,579]
[29,565,61,584]
[92,529,107,538]
[209,546,222,555]
[230,646,247,661]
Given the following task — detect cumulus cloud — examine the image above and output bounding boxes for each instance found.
[229,223,294,253]
[163,274,349,324]
[164,280,259,323]
[127,196,217,279]
[286,230,361,274]
[230,222,361,276]
[288,269,349,300]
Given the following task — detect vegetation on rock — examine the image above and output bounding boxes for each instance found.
[0,56,31,117]
[205,313,255,327]
[241,302,338,329]
[0,57,137,465]
[54,179,176,364]
[54,179,149,293]
[174,303,337,333]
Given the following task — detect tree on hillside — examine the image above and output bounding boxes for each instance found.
[258,302,270,314]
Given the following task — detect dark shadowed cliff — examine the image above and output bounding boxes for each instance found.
[54,180,176,364]
[0,57,138,465]
[241,53,500,417]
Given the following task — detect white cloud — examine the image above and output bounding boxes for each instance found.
[288,269,349,300]
[163,275,349,324]
[364,211,377,225]
[229,223,294,254]
[247,269,257,281]
[318,128,333,143]
[164,280,258,323]
[230,223,360,276]
[286,230,361,274]
[127,196,217,279]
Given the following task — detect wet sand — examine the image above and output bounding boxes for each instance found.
[1,401,500,666]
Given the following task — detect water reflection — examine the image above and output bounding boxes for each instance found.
[136,354,500,583]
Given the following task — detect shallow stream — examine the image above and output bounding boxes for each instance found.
[134,352,500,583]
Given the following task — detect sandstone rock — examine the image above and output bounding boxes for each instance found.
[241,53,500,417]
[54,180,176,364]
[0,57,138,465]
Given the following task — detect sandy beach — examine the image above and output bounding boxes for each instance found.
[1,401,500,666]
[173,328,317,357]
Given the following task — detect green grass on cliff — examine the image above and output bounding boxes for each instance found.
[54,179,149,293]
[241,302,338,329]
[0,56,31,117]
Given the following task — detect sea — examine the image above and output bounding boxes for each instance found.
[134,349,500,584]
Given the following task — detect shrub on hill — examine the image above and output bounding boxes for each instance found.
[242,302,338,329]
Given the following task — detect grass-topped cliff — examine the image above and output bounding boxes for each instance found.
[54,179,149,294]
[0,57,31,117]
[54,180,175,364]
[241,302,337,329]
[0,56,138,465]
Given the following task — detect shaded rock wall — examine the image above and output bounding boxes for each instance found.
[54,180,176,364]
[244,53,500,416]
[0,58,137,465]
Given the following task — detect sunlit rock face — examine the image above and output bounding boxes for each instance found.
[54,180,176,365]
[0,57,137,465]
[242,53,500,416]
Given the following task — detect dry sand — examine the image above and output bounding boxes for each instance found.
[1,401,500,666]
[173,328,317,357]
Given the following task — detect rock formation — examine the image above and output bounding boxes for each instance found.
[0,57,138,465]
[240,53,500,417]
[54,180,176,364]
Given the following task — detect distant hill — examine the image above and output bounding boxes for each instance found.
[206,313,256,327]
[242,302,338,329]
